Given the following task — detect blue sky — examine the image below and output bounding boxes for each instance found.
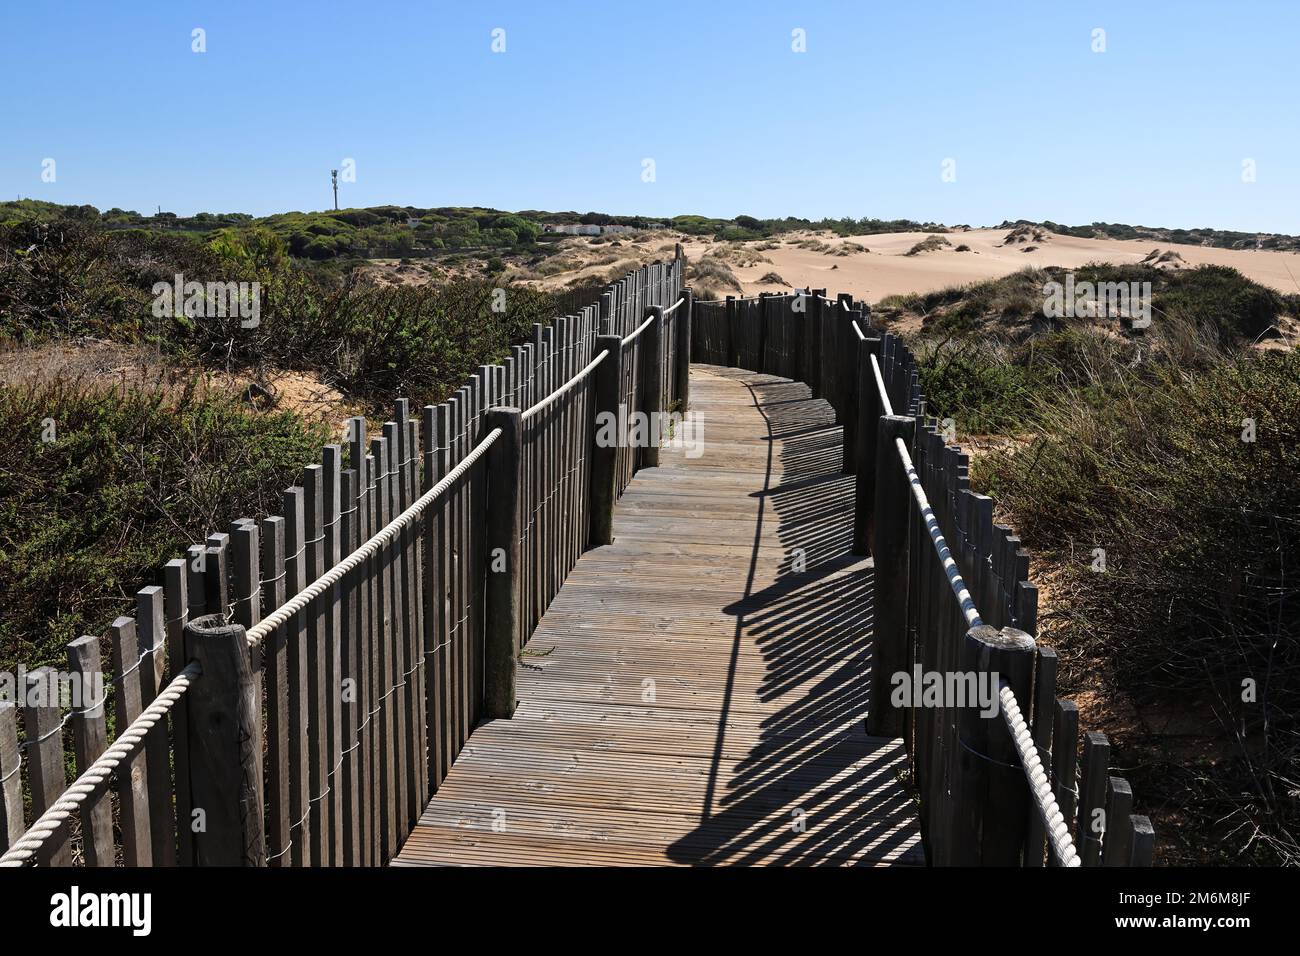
[2,0,1296,232]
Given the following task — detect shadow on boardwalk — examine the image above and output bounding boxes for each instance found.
[667,371,920,866]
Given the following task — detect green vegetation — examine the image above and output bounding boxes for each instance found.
[904,235,952,256]
[0,200,544,262]
[978,354,1300,864]
[887,263,1300,864]
[0,217,559,410]
[1000,218,1300,252]
[0,206,589,674]
[0,381,327,671]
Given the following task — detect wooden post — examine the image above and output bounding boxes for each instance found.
[590,334,623,546]
[867,414,914,737]
[22,668,73,866]
[183,613,266,866]
[1077,731,1111,865]
[641,306,664,468]
[676,288,693,411]
[67,636,113,866]
[951,624,1036,866]
[852,336,882,555]
[1102,776,1135,865]
[0,703,22,854]
[725,295,738,368]
[483,407,522,720]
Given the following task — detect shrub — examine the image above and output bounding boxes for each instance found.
[0,380,327,670]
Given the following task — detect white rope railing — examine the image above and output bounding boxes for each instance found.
[0,662,201,867]
[894,436,980,628]
[871,353,894,417]
[661,294,685,317]
[999,681,1081,867]
[521,352,605,422]
[892,413,1079,866]
[621,313,656,346]
[245,427,502,648]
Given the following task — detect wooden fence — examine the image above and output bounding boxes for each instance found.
[0,268,1153,868]
[691,290,1155,867]
[0,251,685,868]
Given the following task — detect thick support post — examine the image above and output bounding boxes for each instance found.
[867,414,915,737]
[951,624,1036,866]
[675,288,693,411]
[589,334,623,546]
[852,336,883,556]
[183,614,266,866]
[484,407,522,719]
[640,306,664,468]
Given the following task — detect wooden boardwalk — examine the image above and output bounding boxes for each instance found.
[393,365,923,866]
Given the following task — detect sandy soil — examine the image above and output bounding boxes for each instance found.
[502,228,1300,304]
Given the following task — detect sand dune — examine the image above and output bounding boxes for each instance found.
[699,228,1300,302]
[525,228,1300,305]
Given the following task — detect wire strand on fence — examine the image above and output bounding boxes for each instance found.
[999,681,1081,867]
[244,427,502,649]
[0,661,201,867]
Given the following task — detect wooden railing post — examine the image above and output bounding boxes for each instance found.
[724,295,738,368]
[183,613,266,866]
[852,335,883,555]
[676,288,693,410]
[590,334,623,546]
[950,624,1036,866]
[867,414,914,738]
[640,305,664,468]
[484,407,522,719]
[839,295,858,475]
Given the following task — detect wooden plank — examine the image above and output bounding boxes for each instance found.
[1077,731,1111,866]
[1102,776,1134,866]
[340,467,361,866]
[23,668,73,865]
[261,514,291,865]
[323,445,345,865]
[0,703,23,854]
[395,367,922,867]
[364,450,381,866]
[110,618,152,866]
[282,485,311,865]
[1024,645,1058,866]
[162,557,192,864]
[302,463,330,864]
[371,433,396,862]
[135,586,175,865]
[66,636,113,866]
[1048,698,1079,868]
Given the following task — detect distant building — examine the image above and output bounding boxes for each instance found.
[543,223,660,236]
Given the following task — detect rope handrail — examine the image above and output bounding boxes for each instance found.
[0,662,201,867]
[521,351,605,422]
[245,427,502,648]
[871,354,895,417]
[894,436,980,629]
[661,294,685,317]
[621,313,656,346]
[999,681,1081,867]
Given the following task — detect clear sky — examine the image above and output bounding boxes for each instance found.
[2,0,1295,233]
